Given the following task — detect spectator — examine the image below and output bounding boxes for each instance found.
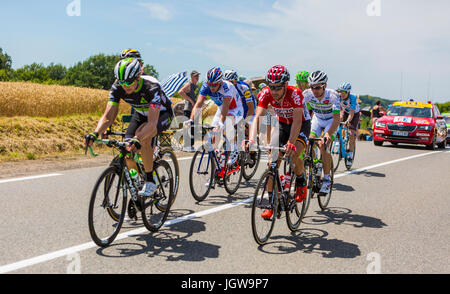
[178,70,200,152]
[371,100,386,127]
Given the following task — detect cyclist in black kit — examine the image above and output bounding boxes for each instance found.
[84,57,173,197]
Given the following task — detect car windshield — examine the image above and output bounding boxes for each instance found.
[387,106,432,118]
[445,117,450,124]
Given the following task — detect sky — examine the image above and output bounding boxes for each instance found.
[1,0,450,103]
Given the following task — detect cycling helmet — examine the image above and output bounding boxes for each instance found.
[308,70,328,85]
[295,70,310,82]
[223,70,239,81]
[338,82,352,92]
[238,76,246,81]
[206,67,223,83]
[259,83,267,90]
[120,49,142,61]
[266,65,290,84]
[114,58,142,83]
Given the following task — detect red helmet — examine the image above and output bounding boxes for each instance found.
[266,65,290,84]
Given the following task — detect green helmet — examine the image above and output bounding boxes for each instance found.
[295,71,309,82]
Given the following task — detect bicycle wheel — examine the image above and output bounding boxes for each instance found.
[223,151,243,195]
[88,166,127,247]
[141,160,174,232]
[189,148,215,202]
[318,158,334,210]
[159,148,180,203]
[286,166,312,232]
[330,134,341,172]
[243,142,261,181]
[251,170,278,245]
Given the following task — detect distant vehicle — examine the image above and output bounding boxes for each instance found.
[372,100,447,149]
[442,112,450,144]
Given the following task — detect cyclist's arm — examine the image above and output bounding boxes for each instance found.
[95,103,119,136]
[346,109,355,123]
[190,94,206,123]
[326,112,341,141]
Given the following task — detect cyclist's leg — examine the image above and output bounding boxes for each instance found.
[293,120,311,177]
[321,118,334,176]
[124,111,146,172]
[347,112,360,154]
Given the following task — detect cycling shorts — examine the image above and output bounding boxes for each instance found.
[125,109,173,144]
[270,120,311,148]
[342,112,360,131]
[310,116,334,139]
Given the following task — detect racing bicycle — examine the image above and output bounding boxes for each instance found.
[86,139,174,247]
[189,126,243,202]
[330,122,356,171]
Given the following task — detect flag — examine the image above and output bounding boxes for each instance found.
[161,71,188,98]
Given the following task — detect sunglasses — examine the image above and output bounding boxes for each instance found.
[207,82,221,88]
[339,90,349,94]
[311,85,325,90]
[119,79,137,87]
[268,85,284,91]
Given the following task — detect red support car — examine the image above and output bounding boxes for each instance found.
[372,100,447,150]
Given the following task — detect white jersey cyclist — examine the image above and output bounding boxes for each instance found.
[303,88,341,137]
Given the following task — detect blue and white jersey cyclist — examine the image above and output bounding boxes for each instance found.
[223,69,256,123]
[337,82,360,165]
[187,67,244,165]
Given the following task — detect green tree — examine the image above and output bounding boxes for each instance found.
[64,54,119,89]
[0,48,12,70]
[46,63,67,81]
[14,63,50,83]
[143,64,159,78]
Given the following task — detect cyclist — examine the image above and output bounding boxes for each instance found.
[303,71,341,195]
[187,67,244,166]
[84,58,173,197]
[258,82,276,145]
[247,65,311,219]
[223,69,256,123]
[337,82,360,165]
[295,70,310,91]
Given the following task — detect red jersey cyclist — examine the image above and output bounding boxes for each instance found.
[246,65,311,219]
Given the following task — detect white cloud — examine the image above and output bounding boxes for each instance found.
[200,0,450,102]
[138,2,172,21]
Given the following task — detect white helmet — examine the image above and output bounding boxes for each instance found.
[308,70,328,85]
[223,70,239,81]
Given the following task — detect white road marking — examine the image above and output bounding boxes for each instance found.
[0,149,447,273]
[0,173,63,184]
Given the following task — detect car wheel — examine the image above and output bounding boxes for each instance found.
[426,136,436,150]
[437,139,446,149]
[374,140,383,146]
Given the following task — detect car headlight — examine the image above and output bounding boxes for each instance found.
[375,122,386,128]
[418,125,432,131]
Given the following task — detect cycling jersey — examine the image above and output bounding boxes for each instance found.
[258,85,311,124]
[341,93,360,113]
[235,80,256,118]
[303,88,341,120]
[199,81,243,114]
[108,75,172,116]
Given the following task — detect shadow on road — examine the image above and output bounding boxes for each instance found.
[95,214,221,262]
[333,183,355,192]
[352,170,386,178]
[302,207,388,229]
[257,228,361,259]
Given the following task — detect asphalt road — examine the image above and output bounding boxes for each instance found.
[0,141,449,274]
